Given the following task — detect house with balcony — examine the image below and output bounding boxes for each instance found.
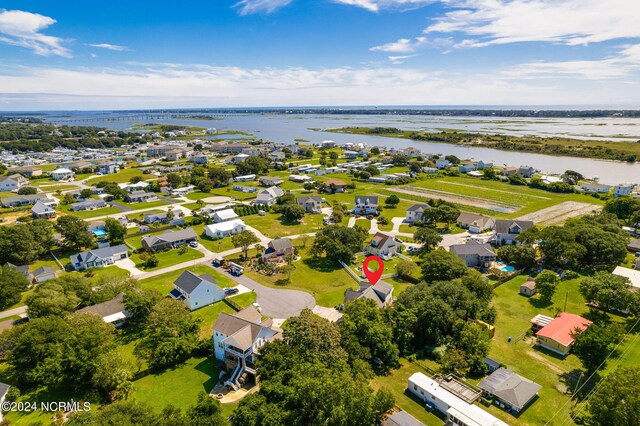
[97,162,120,175]
[354,196,378,215]
[0,173,29,191]
[449,243,497,269]
[51,168,75,181]
[406,204,430,223]
[364,232,397,260]
[213,307,281,390]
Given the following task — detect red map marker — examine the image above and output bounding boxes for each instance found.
[363,256,384,286]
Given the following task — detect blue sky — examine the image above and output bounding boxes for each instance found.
[0,0,639,110]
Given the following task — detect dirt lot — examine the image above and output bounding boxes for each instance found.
[394,186,518,213]
[516,201,602,225]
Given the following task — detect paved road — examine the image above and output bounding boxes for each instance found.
[0,305,27,320]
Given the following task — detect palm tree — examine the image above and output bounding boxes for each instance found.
[196,199,204,210]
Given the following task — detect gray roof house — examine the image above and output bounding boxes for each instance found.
[69,199,107,211]
[383,411,425,426]
[478,367,542,413]
[449,243,497,268]
[354,196,378,214]
[141,228,198,251]
[258,176,284,187]
[457,213,496,234]
[125,190,158,203]
[31,200,56,219]
[0,193,49,207]
[31,266,56,283]
[255,186,285,206]
[297,196,323,214]
[406,204,430,223]
[78,293,131,327]
[170,270,225,310]
[494,220,535,246]
[70,244,128,271]
[344,280,393,308]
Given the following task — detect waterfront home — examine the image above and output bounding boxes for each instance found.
[70,244,129,271]
[614,184,634,197]
[459,162,477,173]
[364,232,397,260]
[354,196,378,215]
[494,220,535,246]
[580,182,611,194]
[518,166,535,178]
[476,161,493,170]
[535,313,592,356]
[78,293,131,327]
[449,243,496,268]
[457,213,496,234]
[204,219,247,238]
[435,158,450,170]
[0,173,29,191]
[406,204,430,223]
[170,270,225,311]
[500,166,518,176]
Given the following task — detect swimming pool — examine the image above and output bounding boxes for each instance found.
[93,229,107,237]
[500,265,515,272]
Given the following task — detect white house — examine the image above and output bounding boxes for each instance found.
[170,270,225,311]
[354,196,378,215]
[255,186,284,206]
[51,168,75,181]
[212,208,239,223]
[297,196,323,213]
[364,232,398,260]
[226,153,250,164]
[0,173,29,191]
[408,373,508,426]
[70,244,128,271]
[406,204,430,223]
[204,219,247,238]
[494,220,535,246]
[614,184,634,198]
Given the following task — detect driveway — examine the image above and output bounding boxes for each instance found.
[110,201,134,212]
[217,268,316,318]
[439,231,470,249]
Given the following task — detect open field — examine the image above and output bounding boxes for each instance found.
[516,201,602,225]
[61,206,121,219]
[122,199,170,210]
[139,264,234,294]
[86,168,146,184]
[129,247,204,271]
[243,211,325,238]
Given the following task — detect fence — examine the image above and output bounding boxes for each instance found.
[339,259,362,283]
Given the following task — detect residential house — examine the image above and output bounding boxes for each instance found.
[255,186,285,206]
[188,153,209,164]
[258,176,283,187]
[69,199,107,211]
[520,278,537,297]
[51,168,75,181]
[422,167,438,174]
[0,173,29,191]
[170,270,225,311]
[125,191,158,203]
[78,293,131,327]
[478,367,542,413]
[500,167,518,176]
[213,208,239,223]
[457,213,496,234]
[612,266,640,290]
[234,174,256,182]
[119,181,151,192]
[226,153,250,164]
[484,357,501,373]
[435,158,450,170]
[459,162,477,173]
[518,166,535,178]
[343,280,393,308]
[494,220,535,245]
[0,193,50,207]
[213,306,281,390]
[354,196,378,215]
[204,219,247,239]
[262,238,294,263]
[70,244,129,271]
[297,196,323,214]
[580,182,611,194]
[408,373,508,426]
[268,151,286,161]
[476,161,493,170]
[343,150,359,159]
[200,203,233,217]
[383,411,425,426]
[141,228,198,251]
[289,174,314,183]
[406,204,430,223]
[323,179,348,193]
[535,312,592,356]
[614,184,634,197]
[143,211,184,225]
[449,243,497,268]
[165,149,184,161]
[365,232,397,260]
[31,201,56,219]
[97,162,119,174]
[30,266,56,283]
[321,140,336,148]
[9,166,42,177]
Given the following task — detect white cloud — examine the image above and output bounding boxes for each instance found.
[88,43,129,51]
[234,0,293,15]
[332,0,434,12]
[425,0,640,46]
[370,36,452,53]
[388,54,417,64]
[0,62,636,110]
[0,9,70,57]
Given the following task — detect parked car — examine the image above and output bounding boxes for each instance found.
[224,287,239,296]
[394,237,404,243]
[252,302,261,312]
[188,240,198,248]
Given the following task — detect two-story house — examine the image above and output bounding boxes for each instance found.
[457,212,496,234]
[170,270,225,311]
[354,196,378,215]
[364,232,397,260]
[262,238,294,263]
[213,307,281,390]
[449,243,497,268]
[406,204,430,223]
[97,162,120,175]
[494,220,535,246]
[0,173,29,191]
[297,196,323,214]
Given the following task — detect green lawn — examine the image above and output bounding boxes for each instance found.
[123,199,170,210]
[62,206,121,219]
[243,212,325,238]
[38,184,78,192]
[87,168,146,184]
[193,292,256,338]
[354,218,372,231]
[139,264,234,294]
[129,247,204,271]
[132,357,218,410]
[240,241,357,308]
[192,224,237,253]
[69,265,131,283]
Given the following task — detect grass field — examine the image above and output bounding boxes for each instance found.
[243,211,325,238]
[192,224,237,253]
[62,206,121,219]
[240,240,357,308]
[192,292,256,338]
[129,247,204,271]
[86,168,146,184]
[139,264,234,294]
[123,199,169,210]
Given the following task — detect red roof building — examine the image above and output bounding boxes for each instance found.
[535,313,592,356]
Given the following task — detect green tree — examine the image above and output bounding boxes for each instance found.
[232,230,260,258]
[414,227,442,253]
[25,282,81,318]
[395,259,419,280]
[92,352,135,401]
[311,225,367,263]
[80,188,94,199]
[0,224,40,265]
[385,194,400,207]
[166,172,182,188]
[186,392,227,425]
[572,324,622,374]
[421,249,468,282]
[105,217,127,244]
[535,270,560,302]
[208,168,232,186]
[28,219,56,253]
[123,287,163,321]
[195,177,213,192]
[282,309,348,366]
[281,204,305,222]
[17,186,37,195]
[236,156,269,176]
[580,272,634,313]
[56,215,94,251]
[586,366,640,426]
[0,265,31,310]
[498,245,536,269]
